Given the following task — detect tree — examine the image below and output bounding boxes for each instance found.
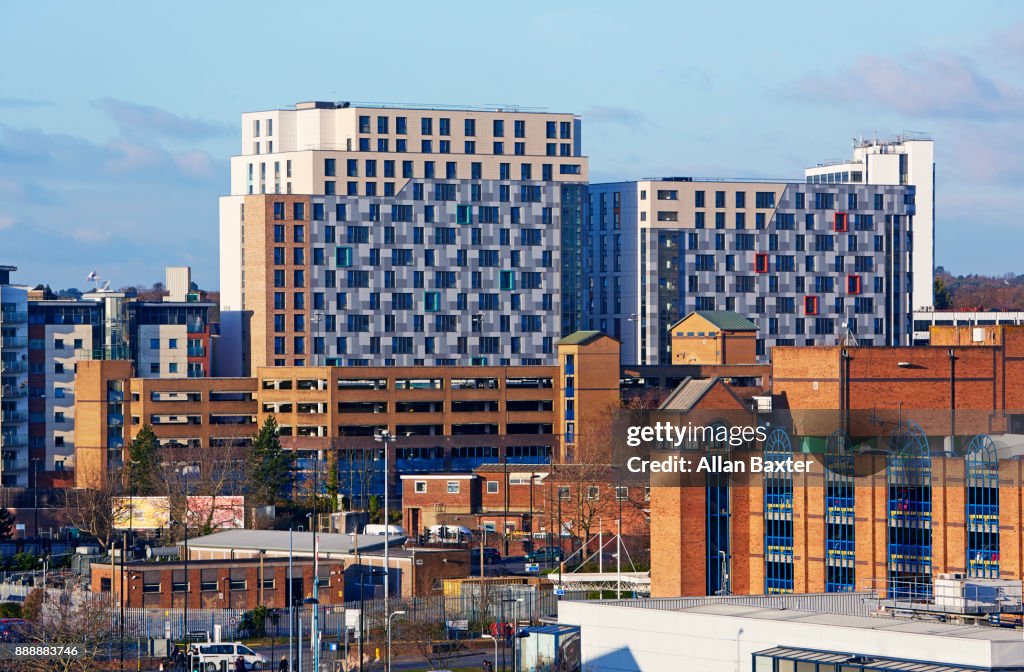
[127,424,160,496]
[934,275,953,310]
[0,507,15,540]
[325,449,340,512]
[395,618,465,672]
[15,588,114,672]
[60,475,130,551]
[246,417,294,506]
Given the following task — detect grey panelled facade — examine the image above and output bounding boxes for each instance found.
[282,179,578,367]
[585,180,915,364]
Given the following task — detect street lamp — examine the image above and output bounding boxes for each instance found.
[386,609,406,672]
[374,430,396,606]
[178,463,199,643]
[500,597,523,672]
[481,634,499,672]
[31,458,41,538]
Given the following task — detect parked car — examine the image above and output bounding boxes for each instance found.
[0,619,28,642]
[473,547,502,565]
[524,546,562,563]
[188,642,267,670]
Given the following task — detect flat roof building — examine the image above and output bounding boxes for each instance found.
[218,101,588,375]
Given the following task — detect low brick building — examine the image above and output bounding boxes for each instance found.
[92,557,344,610]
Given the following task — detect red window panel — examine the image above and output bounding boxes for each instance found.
[755,253,769,273]
[805,295,819,315]
[834,212,848,232]
[847,274,862,295]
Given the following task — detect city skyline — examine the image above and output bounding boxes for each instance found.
[1,2,1023,287]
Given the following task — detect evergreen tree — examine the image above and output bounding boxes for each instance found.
[247,417,294,506]
[325,450,340,512]
[934,276,953,310]
[0,508,14,540]
[127,424,160,496]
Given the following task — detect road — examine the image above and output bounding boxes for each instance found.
[249,644,504,672]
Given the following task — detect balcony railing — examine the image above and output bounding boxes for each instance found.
[187,347,206,357]
[1,434,27,447]
[0,312,27,324]
[0,362,26,374]
[1,386,27,398]
[1,459,27,472]
[1,411,26,423]
[0,337,27,348]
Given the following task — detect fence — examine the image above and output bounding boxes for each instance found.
[111,590,591,641]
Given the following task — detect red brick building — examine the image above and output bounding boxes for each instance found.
[92,557,344,610]
[650,325,1024,598]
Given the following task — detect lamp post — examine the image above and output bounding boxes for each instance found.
[386,609,406,672]
[31,458,41,539]
[527,474,539,554]
[482,634,499,672]
[179,463,198,644]
[500,597,523,672]
[374,430,396,606]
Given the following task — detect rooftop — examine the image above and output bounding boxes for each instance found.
[287,101,559,114]
[181,529,400,555]
[557,330,611,346]
[673,310,759,332]
[587,593,1022,643]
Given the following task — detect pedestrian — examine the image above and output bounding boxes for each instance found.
[279,656,289,672]
[234,655,246,672]
[483,659,494,672]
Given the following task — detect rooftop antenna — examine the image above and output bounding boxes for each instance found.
[838,320,859,347]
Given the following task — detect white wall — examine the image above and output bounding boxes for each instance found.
[217,196,246,377]
[558,601,1014,672]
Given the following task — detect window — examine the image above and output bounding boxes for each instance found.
[414,481,427,494]
[293,202,305,220]
[805,296,819,315]
[486,480,499,494]
[586,486,600,500]
[735,191,746,208]
[447,480,461,494]
[755,253,769,273]
[847,275,862,294]
[834,212,849,232]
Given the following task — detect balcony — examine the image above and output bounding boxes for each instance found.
[0,337,27,348]
[1,385,27,398]
[107,391,124,403]
[0,362,26,374]
[1,458,27,472]
[1,411,26,423]
[187,347,206,357]
[1,434,26,447]
[0,312,27,324]
[107,414,124,427]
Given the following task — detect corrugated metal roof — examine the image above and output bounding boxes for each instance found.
[672,310,759,332]
[181,529,395,555]
[659,377,718,411]
[753,646,990,672]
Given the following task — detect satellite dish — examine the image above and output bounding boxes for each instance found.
[101,281,111,291]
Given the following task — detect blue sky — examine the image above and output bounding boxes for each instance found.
[1,1,1022,289]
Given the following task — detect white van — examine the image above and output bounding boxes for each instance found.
[364,523,406,537]
[188,642,267,670]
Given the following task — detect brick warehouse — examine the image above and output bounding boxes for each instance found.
[649,324,1024,599]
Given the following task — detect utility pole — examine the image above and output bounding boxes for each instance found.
[375,430,396,607]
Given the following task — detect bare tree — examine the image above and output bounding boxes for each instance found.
[394,618,465,672]
[60,472,128,551]
[13,588,114,672]
[160,444,246,541]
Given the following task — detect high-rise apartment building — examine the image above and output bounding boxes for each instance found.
[805,135,934,311]
[218,101,588,376]
[0,266,30,487]
[585,177,916,365]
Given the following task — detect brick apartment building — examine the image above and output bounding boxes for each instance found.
[401,463,650,556]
